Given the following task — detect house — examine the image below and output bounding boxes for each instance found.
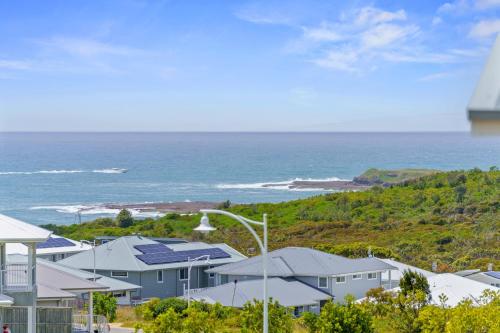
[205,247,396,303]
[468,34,500,134]
[7,234,92,262]
[0,214,72,333]
[386,273,499,307]
[58,235,247,300]
[374,258,436,288]
[455,268,500,288]
[185,277,332,316]
[37,259,141,305]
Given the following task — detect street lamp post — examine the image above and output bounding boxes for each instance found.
[186,255,210,307]
[194,209,268,333]
[80,240,96,333]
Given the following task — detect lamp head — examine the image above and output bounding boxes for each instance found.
[194,213,216,234]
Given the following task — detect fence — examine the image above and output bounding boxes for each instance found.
[0,264,32,293]
[72,314,109,333]
[0,307,72,333]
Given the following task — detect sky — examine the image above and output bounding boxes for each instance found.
[0,0,499,132]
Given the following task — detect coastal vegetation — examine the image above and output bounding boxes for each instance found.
[118,271,500,333]
[44,168,500,271]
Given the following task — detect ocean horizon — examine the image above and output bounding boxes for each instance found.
[1,132,499,225]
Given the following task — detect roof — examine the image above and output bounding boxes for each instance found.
[39,259,141,292]
[37,262,108,293]
[185,277,332,307]
[388,273,499,307]
[0,214,51,243]
[375,258,436,281]
[0,294,14,307]
[6,234,92,256]
[207,247,396,277]
[96,236,188,245]
[58,236,247,272]
[37,283,77,300]
[454,269,481,277]
[468,34,500,120]
[484,271,500,280]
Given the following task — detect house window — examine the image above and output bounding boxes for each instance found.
[367,272,377,280]
[157,270,163,283]
[318,277,328,288]
[293,306,304,317]
[113,291,126,298]
[208,265,215,278]
[111,271,128,278]
[352,274,362,280]
[336,276,346,284]
[179,268,188,280]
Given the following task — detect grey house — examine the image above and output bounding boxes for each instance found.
[206,247,396,304]
[186,277,332,315]
[58,235,246,300]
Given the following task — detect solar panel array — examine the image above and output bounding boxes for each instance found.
[485,271,500,279]
[134,244,173,254]
[37,237,75,249]
[136,247,231,265]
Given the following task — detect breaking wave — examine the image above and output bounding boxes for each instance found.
[216,176,348,191]
[0,168,127,175]
[30,204,163,218]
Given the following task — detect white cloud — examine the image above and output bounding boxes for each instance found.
[381,51,458,64]
[432,17,443,26]
[437,0,470,14]
[418,72,453,81]
[0,59,32,70]
[355,7,407,26]
[38,37,142,57]
[361,24,419,48]
[469,19,500,38]
[312,49,359,72]
[475,0,500,9]
[302,24,344,42]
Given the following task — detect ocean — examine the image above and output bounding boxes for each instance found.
[1,132,499,225]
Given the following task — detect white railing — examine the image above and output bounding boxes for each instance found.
[73,314,109,333]
[183,286,210,296]
[0,264,33,293]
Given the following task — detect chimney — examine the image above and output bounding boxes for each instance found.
[488,263,493,271]
[431,261,437,272]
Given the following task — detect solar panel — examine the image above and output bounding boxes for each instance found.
[136,248,231,265]
[485,271,500,279]
[37,237,75,249]
[134,244,172,254]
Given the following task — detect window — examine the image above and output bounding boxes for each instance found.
[318,277,328,288]
[113,291,126,298]
[367,272,377,280]
[336,276,346,284]
[111,271,128,278]
[352,274,362,280]
[157,270,163,283]
[293,306,304,317]
[208,265,215,278]
[179,268,188,280]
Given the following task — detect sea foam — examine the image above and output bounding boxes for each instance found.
[215,177,348,191]
[0,168,127,175]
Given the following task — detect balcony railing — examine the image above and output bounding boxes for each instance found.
[0,264,33,293]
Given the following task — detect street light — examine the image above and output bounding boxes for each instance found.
[186,255,210,307]
[194,209,268,333]
[80,239,96,333]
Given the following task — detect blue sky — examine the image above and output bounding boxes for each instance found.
[1,0,499,131]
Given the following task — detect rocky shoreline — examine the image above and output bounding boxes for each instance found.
[104,201,219,214]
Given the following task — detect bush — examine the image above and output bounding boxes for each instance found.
[316,296,374,333]
[240,299,294,333]
[400,270,430,299]
[116,209,134,228]
[93,293,117,322]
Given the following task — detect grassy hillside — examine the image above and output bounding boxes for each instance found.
[44,168,500,272]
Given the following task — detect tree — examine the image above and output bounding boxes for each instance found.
[240,299,294,333]
[390,290,428,333]
[316,296,374,333]
[93,293,117,322]
[116,209,134,228]
[400,270,430,299]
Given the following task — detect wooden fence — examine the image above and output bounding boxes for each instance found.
[0,307,72,333]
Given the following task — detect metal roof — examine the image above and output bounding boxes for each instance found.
[37,263,108,293]
[468,34,500,120]
[37,283,77,300]
[185,277,332,307]
[207,247,396,277]
[6,234,92,256]
[58,236,246,272]
[39,259,141,292]
[0,214,51,243]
